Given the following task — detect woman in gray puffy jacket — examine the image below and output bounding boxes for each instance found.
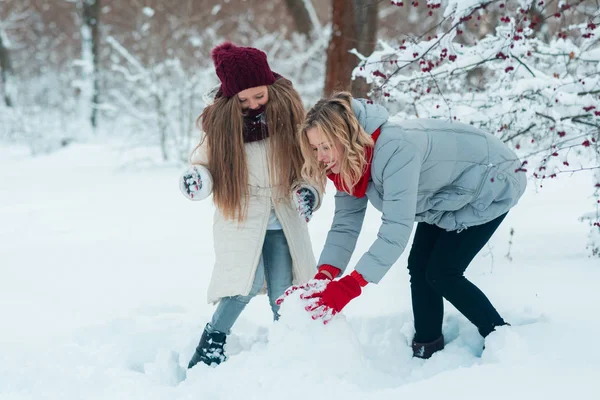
[294,92,527,359]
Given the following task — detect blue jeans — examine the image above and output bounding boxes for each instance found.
[209,229,293,334]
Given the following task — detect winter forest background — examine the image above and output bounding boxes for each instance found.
[1,0,599,255]
[2,1,600,399]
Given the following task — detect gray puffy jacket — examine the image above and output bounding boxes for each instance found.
[319,99,527,283]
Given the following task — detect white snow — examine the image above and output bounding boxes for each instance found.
[142,7,155,17]
[1,141,599,399]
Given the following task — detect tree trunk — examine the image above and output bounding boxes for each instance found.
[283,0,318,39]
[0,31,13,107]
[82,0,100,129]
[323,0,356,96]
[351,0,378,98]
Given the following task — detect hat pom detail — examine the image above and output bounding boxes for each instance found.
[210,42,276,97]
[211,41,235,62]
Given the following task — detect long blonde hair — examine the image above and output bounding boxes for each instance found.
[298,92,373,194]
[192,77,305,221]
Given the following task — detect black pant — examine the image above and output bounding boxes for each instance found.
[407,214,507,342]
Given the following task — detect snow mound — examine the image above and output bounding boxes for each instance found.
[269,287,365,379]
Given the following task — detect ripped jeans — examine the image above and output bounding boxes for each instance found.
[208,229,293,334]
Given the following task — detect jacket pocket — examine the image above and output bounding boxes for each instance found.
[470,163,520,216]
[420,185,475,212]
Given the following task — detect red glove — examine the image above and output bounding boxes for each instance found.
[302,271,368,324]
[276,265,342,306]
[313,264,341,281]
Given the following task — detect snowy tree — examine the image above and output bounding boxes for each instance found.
[102,2,328,162]
[324,0,380,96]
[0,1,33,109]
[0,27,13,107]
[283,0,321,39]
[351,0,380,97]
[355,0,600,255]
[0,0,96,154]
[77,0,101,130]
[104,35,212,162]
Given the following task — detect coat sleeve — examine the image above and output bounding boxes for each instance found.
[191,138,209,165]
[317,190,368,273]
[354,140,421,283]
[188,138,214,199]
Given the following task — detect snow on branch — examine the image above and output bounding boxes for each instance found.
[358,0,600,254]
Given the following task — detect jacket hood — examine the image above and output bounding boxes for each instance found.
[351,98,389,135]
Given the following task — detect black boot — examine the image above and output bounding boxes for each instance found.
[188,324,228,369]
[412,335,444,359]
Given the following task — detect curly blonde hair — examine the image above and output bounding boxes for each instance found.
[298,92,373,194]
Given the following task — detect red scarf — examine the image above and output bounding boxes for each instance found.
[327,127,382,198]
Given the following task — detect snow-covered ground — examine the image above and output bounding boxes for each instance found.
[1,142,599,399]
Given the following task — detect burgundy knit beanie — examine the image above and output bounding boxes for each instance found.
[211,42,277,98]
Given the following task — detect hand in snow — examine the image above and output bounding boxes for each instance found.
[179,166,203,200]
[275,279,328,307]
[301,273,365,325]
[275,265,341,306]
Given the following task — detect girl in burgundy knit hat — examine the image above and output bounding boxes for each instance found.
[179,42,321,369]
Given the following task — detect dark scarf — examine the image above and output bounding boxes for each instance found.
[243,105,269,143]
[214,71,285,144]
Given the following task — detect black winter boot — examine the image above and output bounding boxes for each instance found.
[412,335,444,359]
[188,324,228,368]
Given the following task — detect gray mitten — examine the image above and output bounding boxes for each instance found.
[179,165,213,201]
[291,184,320,222]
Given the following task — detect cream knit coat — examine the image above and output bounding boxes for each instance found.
[192,138,317,304]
